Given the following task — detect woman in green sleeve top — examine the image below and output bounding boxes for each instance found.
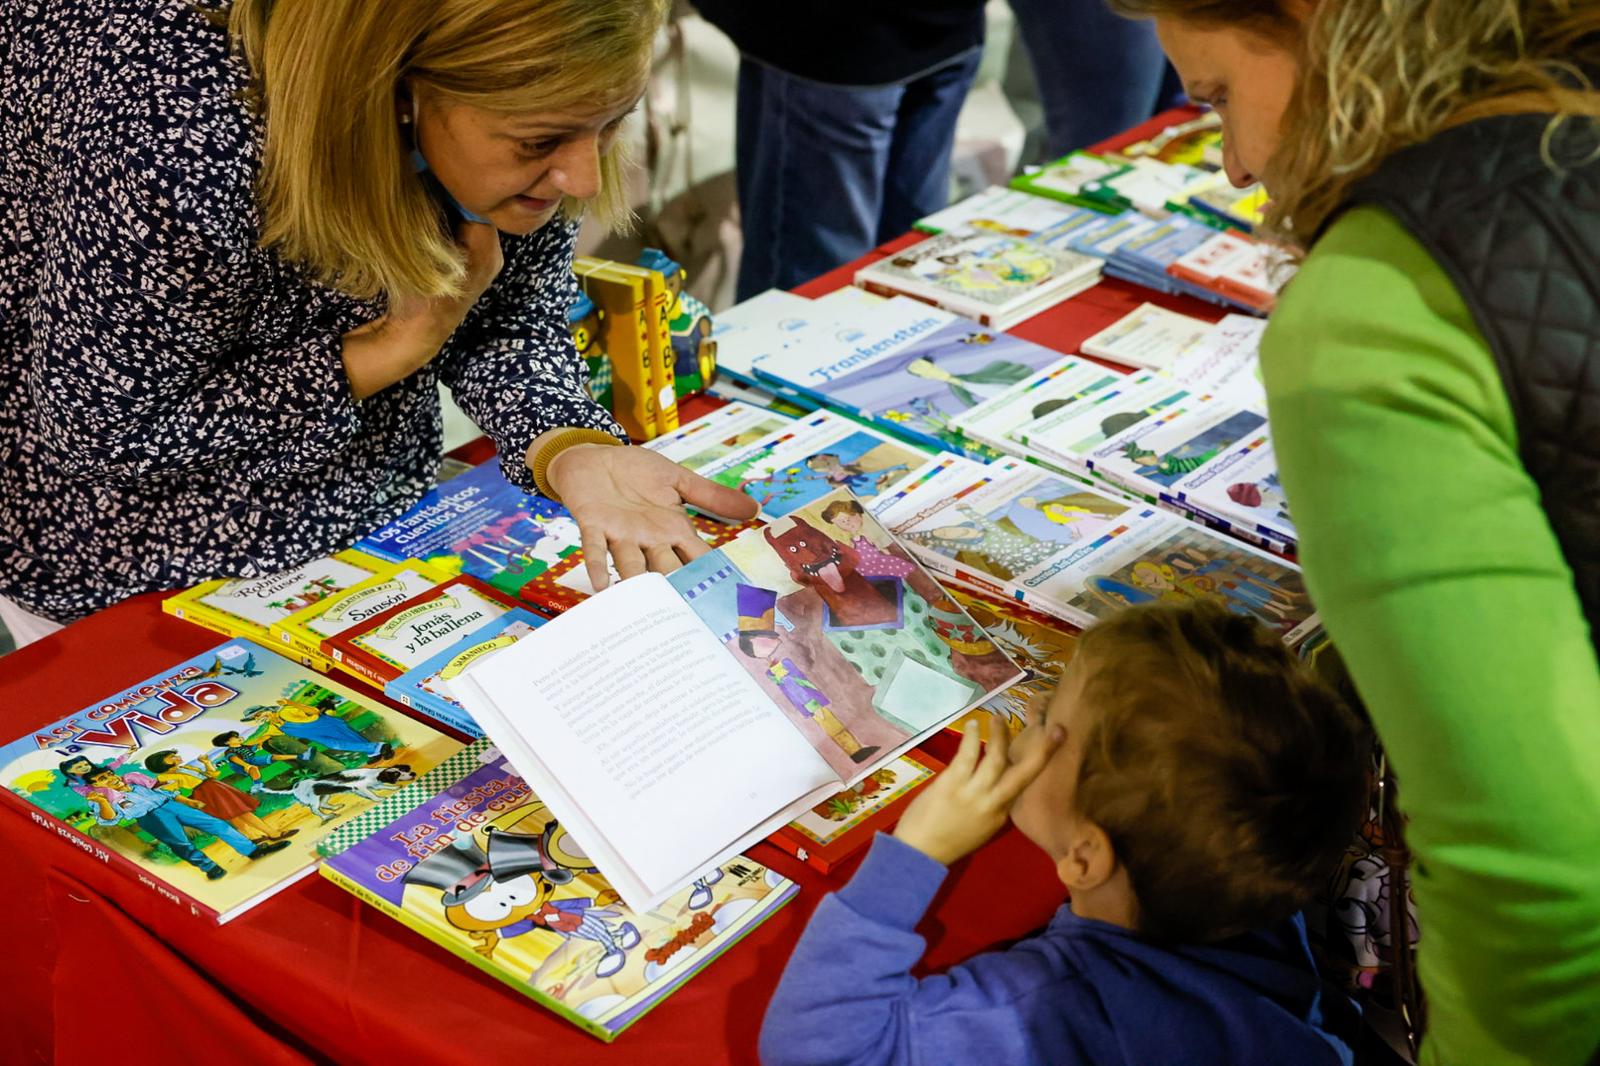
[1107,1,1600,1064]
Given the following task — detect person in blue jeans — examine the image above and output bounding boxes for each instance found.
[694,1,986,299]
[1007,0,1186,161]
[82,763,290,881]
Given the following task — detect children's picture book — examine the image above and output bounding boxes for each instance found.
[1009,150,1132,212]
[386,608,549,737]
[1080,156,1216,217]
[1086,389,1269,498]
[512,513,765,615]
[766,749,944,873]
[354,459,587,603]
[319,756,797,1041]
[1079,302,1215,372]
[947,588,1081,736]
[1190,181,1271,232]
[269,558,451,663]
[752,296,1074,456]
[1170,431,1296,551]
[950,355,1127,458]
[854,231,1102,330]
[914,185,1092,238]
[643,401,794,472]
[162,550,390,671]
[693,411,929,520]
[884,464,1319,645]
[0,640,459,923]
[707,288,830,388]
[325,575,523,688]
[1012,372,1193,482]
[449,487,1023,911]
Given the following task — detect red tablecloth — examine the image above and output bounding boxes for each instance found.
[2,108,1214,1065]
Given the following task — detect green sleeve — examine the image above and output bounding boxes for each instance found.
[1262,206,1600,1066]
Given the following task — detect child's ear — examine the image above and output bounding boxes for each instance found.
[1055,821,1117,892]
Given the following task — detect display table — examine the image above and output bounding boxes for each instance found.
[2,110,1218,1064]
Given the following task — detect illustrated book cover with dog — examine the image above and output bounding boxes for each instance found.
[354,458,588,604]
[765,748,944,874]
[162,549,390,671]
[450,486,1024,912]
[852,231,1103,330]
[319,755,797,1041]
[0,640,460,923]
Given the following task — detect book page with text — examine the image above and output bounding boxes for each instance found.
[453,574,837,907]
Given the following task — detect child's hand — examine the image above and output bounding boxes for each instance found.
[893,715,1063,866]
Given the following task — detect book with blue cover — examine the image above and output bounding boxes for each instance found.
[354,459,584,605]
[752,296,1073,457]
[386,608,548,737]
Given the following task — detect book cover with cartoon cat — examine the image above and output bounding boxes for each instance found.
[319,756,796,1041]
[0,640,460,923]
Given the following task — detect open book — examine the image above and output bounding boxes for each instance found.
[451,488,1023,911]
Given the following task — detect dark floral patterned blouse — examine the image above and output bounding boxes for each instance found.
[0,0,622,623]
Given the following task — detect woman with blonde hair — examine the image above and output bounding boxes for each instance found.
[1107,1,1600,1062]
[0,0,755,643]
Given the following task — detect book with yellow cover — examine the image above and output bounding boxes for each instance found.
[162,550,389,671]
[269,558,452,663]
[576,257,657,439]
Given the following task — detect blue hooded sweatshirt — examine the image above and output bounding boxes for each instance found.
[760,834,1357,1066]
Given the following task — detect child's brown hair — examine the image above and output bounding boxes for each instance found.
[1071,600,1368,944]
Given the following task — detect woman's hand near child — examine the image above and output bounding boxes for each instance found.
[894,714,1064,866]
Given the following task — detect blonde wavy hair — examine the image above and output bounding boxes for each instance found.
[1108,0,1600,247]
[228,0,666,302]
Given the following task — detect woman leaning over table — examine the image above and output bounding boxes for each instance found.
[1105,0,1600,1063]
[0,0,755,646]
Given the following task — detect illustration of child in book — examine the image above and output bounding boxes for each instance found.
[733,584,881,765]
[78,762,291,880]
[242,699,393,764]
[213,731,303,792]
[145,749,289,845]
[1011,490,1129,542]
[804,452,912,498]
[906,505,1074,581]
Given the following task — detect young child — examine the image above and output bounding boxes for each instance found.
[761,600,1368,1065]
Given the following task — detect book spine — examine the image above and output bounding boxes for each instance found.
[642,271,679,435]
[1,790,223,923]
[324,643,394,690]
[316,864,615,1041]
[851,277,998,331]
[162,602,240,642]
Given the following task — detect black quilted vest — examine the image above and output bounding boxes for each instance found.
[1324,114,1600,661]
